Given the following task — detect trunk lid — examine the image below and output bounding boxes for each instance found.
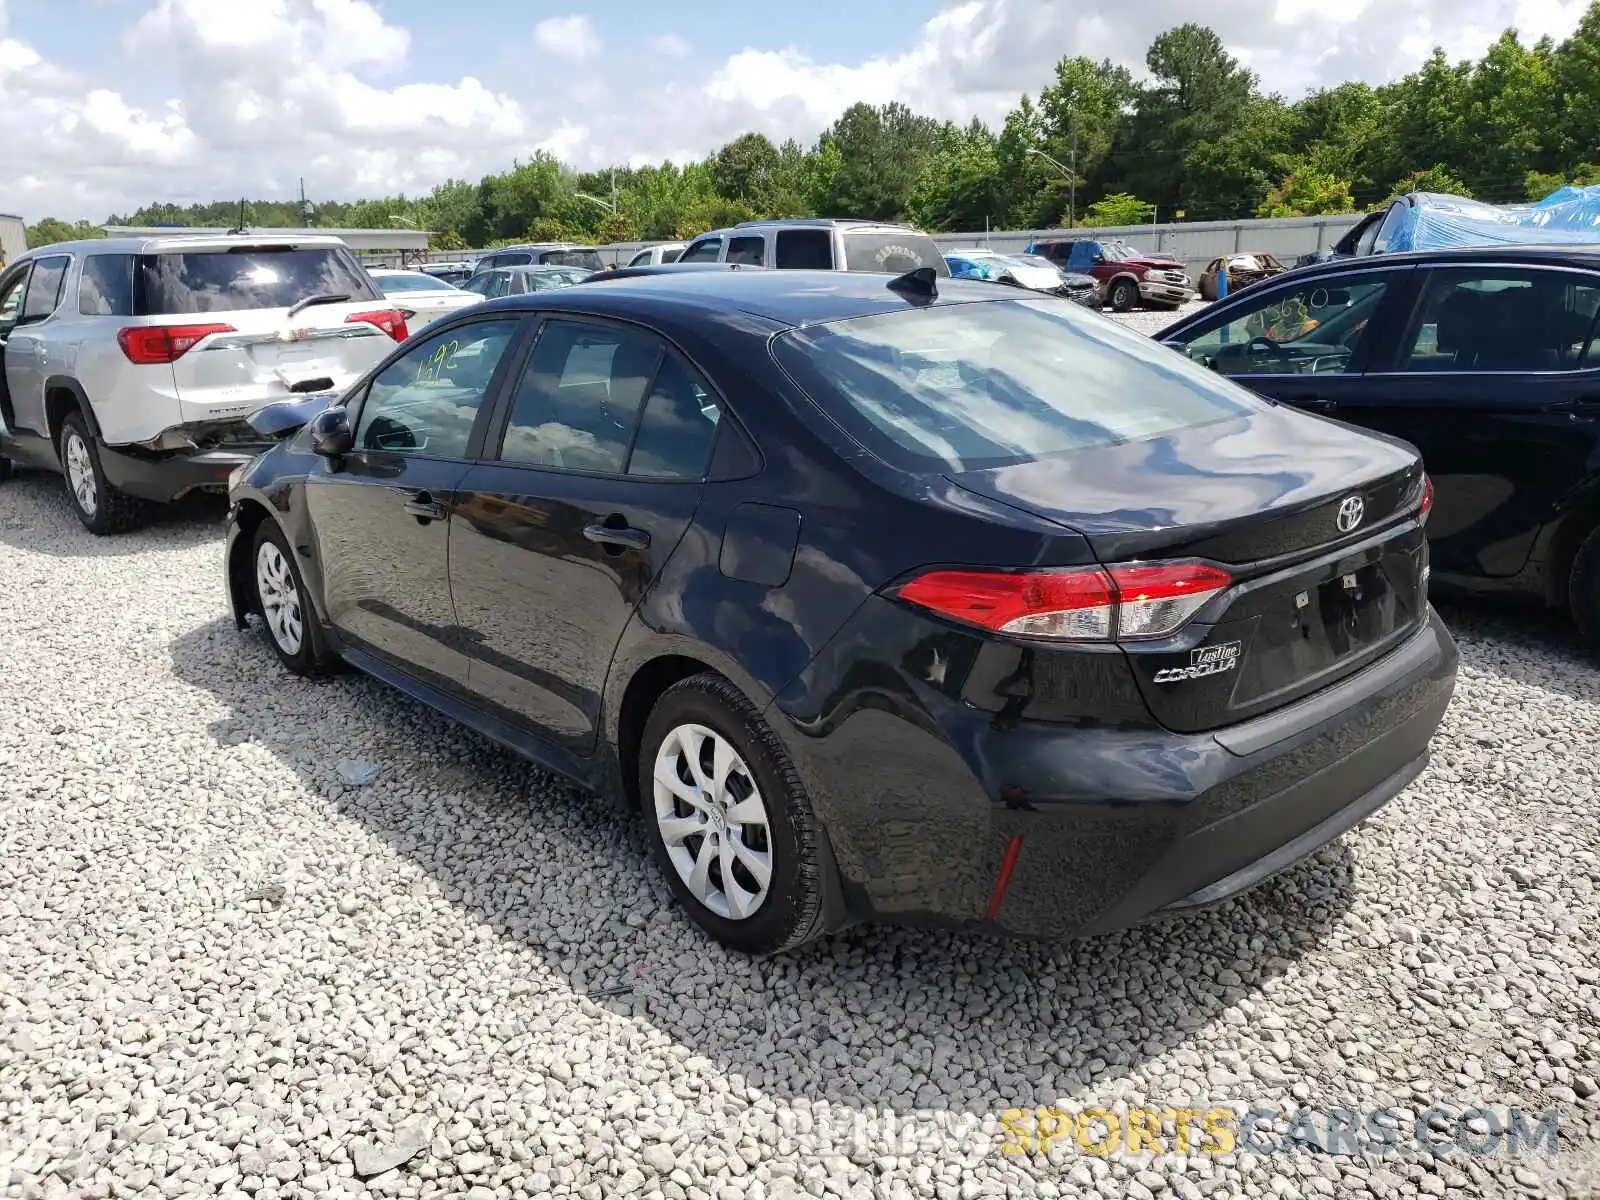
[948,408,1430,732]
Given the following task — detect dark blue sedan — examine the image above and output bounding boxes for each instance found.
[222,267,1457,953]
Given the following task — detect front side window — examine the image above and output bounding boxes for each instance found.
[679,237,722,263]
[726,235,766,266]
[134,247,381,314]
[628,250,653,268]
[498,321,664,473]
[354,318,522,458]
[79,254,136,316]
[21,256,70,322]
[1396,268,1600,372]
[1065,242,1095,271]
[771,296,1259,473]
[0,266,31,332]
[1175,276,1390,377]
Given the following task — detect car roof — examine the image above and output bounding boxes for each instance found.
[16,232,353,260]
[486,242,596,252]
[732,218,914,230]
[468,267,1012,329]
[1283,243,1600,275]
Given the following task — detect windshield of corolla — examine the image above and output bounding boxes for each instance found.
[770,297,1260,472]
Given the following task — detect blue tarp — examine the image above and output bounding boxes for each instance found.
[1385,186,1600,252]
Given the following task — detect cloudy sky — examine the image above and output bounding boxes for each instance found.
[1,0,1591,222]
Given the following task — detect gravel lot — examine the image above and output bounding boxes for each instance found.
[2,304,1598,1200]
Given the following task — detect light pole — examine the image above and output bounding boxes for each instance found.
[1027,139,1079,226]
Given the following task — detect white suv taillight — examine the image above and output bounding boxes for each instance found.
[894,561,1232,642]
[346,309,409,341]
[117,323,235,365]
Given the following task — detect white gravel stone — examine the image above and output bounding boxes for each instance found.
[1,341,1598,1200]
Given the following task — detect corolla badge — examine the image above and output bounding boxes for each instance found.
[1336,495,1365,534]
[1152,640,1241,684]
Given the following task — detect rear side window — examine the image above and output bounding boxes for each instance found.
[133,247,381,315]
[1397,268,1600,371]
[680,238,721,263]
[771,296,1257,473]
[627,356,722,479]
[726,235,765,266]
[21,256,70,321]
[840,232,950,276]
[79,254,135,316]
[661,247,684,264]
[775,229,833,269]
[628,250,653,268]
[495,253,531,267]
[537,248,604,271]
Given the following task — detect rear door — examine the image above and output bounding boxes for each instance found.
[450,316,724,755]
[1335,262,1600,579]
[306,315,529,692]
[136,243,406,425]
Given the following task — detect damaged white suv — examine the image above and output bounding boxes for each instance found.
[0,233,412,534]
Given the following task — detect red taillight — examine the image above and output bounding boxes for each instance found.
[1419,474,1434,524]
[894,561,1232,642]
[346,309,409,341]
[117,323,235,365]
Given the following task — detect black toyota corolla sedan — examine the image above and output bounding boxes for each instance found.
[223,268,1458,954]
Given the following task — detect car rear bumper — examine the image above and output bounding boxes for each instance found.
[101,444,265,503]
[775,605,1457,940]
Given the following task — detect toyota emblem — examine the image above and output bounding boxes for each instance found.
[1336,495,1365,534]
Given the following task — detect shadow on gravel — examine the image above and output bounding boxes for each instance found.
[169,613,1359,1113]
[0,468,227,556]
[1432,596,1599,702]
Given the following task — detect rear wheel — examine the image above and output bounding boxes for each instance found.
[639,674,829,955]
[58,411,146,535]
[1568,524,1600,650]
[0,454,13,483]
[1109,278,1138,313]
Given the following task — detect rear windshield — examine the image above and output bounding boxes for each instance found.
[536,248,605,271]
[134,247,381,314]
[375,272,457,293]
[841,231,952,276]
[770,297,1259,472]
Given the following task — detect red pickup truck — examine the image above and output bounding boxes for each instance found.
[1025,237,1196,312]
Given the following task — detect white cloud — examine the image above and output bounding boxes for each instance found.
[533,14,601,62]
[1,0,1593,222]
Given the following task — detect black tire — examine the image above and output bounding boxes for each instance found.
[57,411,146,535]
[1109,278,1138,313]
[0,454,13,484]
[1568,524,1600,650]
[251,519,335,676]
[639,674,830,955]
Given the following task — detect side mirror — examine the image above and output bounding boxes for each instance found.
[310,406,354,458]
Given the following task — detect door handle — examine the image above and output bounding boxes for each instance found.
[403,492,446,522]
[583,519,650,552]
[1285,394,1335,413]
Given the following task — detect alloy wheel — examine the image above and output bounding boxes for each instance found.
[652,723,774,920]
[255,541,304,655]
[64,431,97,517]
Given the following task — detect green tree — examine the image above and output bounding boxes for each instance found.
[1385,165,1473,200]
[820,101,942,220]
[1082,193,1154,226]
[1525,162,1600,198]
[907,120,1005,232]
[26,218,106,248]
[1257,166,1357,217]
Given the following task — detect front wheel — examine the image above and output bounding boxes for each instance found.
[639,674,830,955]
[0,454,13,484]
[1568,524,1600,651]
[58,411,146,535]
[252,520,335,676]
[1108,278,1138,312]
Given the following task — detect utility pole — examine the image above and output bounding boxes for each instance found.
[1069,122,1078,228]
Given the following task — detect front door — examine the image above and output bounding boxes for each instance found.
[3,255,70,444]
[305,315,527,693]
[1335,263,1600,579]
[0,262,33,439]
[450,317,724,755]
